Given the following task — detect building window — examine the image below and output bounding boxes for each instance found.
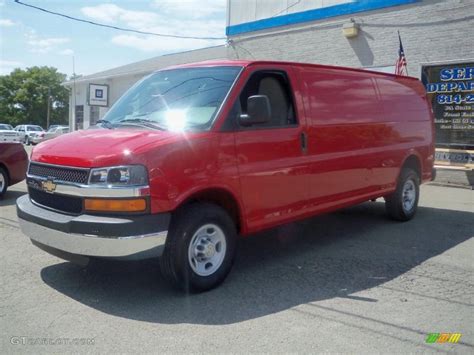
[90,106,100,126]
[75,105,84,130]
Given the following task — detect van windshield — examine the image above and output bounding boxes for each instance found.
[103,66,242,131]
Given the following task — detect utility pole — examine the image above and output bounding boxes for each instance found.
[46,87,51,129]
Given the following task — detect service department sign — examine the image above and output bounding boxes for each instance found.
[421,63,474,149]
[88,84,109,107]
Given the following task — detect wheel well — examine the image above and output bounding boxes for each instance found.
[179,188,242,232]
[402,155,421,179]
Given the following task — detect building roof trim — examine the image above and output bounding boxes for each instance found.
[226,0,419,36]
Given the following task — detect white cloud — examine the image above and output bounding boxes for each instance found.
[81,4,158,27]
[80,3,225,53]
[26,30,70,54]
[111,34,215,52]
[0,19,16,27]
[152,0,226,19]
[110,16,225,52]
[80,4,123,23]
[0,60,24,75]
[59,49,74,56]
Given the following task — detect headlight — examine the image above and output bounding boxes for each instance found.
[89,165,148,186]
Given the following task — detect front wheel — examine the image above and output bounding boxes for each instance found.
[385,168,420,221]
[25,136,30,145]
[0,167,8,198]
[160,203,237,292]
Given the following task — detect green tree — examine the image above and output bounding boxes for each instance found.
[0,66,69,128]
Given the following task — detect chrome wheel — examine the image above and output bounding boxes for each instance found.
[188,224,227,277]
[402,179,416,212]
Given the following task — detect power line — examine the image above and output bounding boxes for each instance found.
[14,0,226,40]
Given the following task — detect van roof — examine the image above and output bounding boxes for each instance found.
[163,59,419,81]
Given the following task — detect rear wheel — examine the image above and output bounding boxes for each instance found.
[385,168,419,221]
[160,203,237,292]
[25,136,30,145]
[0,167,9,198]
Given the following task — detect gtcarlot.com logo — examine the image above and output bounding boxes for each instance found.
[10,336,95,346]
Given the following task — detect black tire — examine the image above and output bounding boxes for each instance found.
[385,168,420,221]
[160,203,237,292]
[0,167,9,198]
[25,136,30,145]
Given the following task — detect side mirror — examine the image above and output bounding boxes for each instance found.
[239,95,271,126]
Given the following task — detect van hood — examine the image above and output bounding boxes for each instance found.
[31,128,181,168]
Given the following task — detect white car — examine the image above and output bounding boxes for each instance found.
[33,125,70,144]
[14,124,44,145]
[0,123,21,143]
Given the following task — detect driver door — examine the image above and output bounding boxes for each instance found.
[231,65,309,232]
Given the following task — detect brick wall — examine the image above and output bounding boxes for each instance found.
[226,0,474,78]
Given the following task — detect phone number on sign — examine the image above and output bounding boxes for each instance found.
[437,94,474,105]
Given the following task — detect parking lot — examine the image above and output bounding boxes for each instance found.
[1,157,473,353]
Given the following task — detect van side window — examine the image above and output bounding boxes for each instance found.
[238,71,297,128]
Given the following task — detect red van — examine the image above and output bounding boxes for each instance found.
[17,60,435,291]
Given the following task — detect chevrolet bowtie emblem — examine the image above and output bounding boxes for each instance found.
[42,180,57,193]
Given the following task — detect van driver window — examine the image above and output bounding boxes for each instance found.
[237,71,297,128]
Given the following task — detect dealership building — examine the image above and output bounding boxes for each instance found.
[64,0,473,168]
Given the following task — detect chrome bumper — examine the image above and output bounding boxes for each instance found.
[16,194,169,261]
[19,218,167,258]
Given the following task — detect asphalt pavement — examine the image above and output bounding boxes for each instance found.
[0,158,473,353]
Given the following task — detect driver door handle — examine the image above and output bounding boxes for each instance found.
[300,132,307,153]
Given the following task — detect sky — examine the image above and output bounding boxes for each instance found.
[0,0,227,77]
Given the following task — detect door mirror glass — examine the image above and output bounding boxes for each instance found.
[239,95,271,126]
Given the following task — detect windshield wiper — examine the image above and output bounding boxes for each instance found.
[116,118,167,130]
[95,119,114,129]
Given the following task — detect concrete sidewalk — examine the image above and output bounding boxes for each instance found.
[432,167,474,190]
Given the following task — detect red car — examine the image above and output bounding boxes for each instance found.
[17,60,435,291]
[0,142,28,197]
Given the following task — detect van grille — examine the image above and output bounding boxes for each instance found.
[29,187,83,215]
[28,162,90,185]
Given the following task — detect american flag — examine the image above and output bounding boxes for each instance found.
[395,31,408,76]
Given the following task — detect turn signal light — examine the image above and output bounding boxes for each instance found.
[84,198,147,212]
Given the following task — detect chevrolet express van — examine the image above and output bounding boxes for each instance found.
[17,60,435,291]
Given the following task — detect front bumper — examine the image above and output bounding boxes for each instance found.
[30,136,43,144]
[0,135,20,143]
[17,195,170,262]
